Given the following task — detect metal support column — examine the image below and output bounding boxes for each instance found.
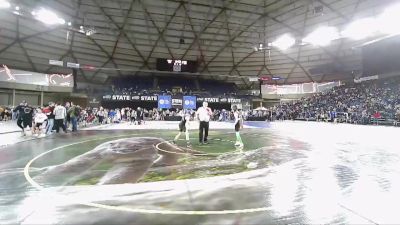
[40,91,44,107]
[12,89,15,106]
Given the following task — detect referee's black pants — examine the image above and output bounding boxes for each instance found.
[199,121,209,143]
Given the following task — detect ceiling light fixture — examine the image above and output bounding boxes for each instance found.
[377,3,400,35]
[0,0,10,9]
[303,26,340,46]
[341,18,379,40]
[272,34,296,50]
[33,8,65,25]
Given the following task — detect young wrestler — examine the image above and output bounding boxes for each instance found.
[232,105,244,147]
[173,110,191,148]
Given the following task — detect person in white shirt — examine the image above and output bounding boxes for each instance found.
[232,105,244,148]
[173,110,191,147]
[54,102,67,133]
[197,102,212,144]
[33,108,48,137]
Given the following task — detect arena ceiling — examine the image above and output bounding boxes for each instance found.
[0,0,397,87]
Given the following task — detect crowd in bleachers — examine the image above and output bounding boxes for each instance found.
[107,77,239,98]
[264,78,400,125]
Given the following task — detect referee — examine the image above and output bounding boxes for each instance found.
[197,102,212,144]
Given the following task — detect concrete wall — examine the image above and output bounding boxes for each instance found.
[0,88,69,107]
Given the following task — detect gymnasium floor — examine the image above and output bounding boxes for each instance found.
[0,121,399,224]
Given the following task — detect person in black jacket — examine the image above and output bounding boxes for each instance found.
[13,101,34,136]
[136,107,143,125]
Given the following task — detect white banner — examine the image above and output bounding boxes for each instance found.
[49,59,63,66]
[0,65,73,87]
[67,62,80,68]
[262,81,340,96]
[354,75,379,83]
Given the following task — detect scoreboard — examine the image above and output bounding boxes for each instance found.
[156,58,198,73]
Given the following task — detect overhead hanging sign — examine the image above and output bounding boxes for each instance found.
[49,59,64,67]
[271,76,282,80]
[67,62,80,69]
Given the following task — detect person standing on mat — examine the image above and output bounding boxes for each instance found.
[136,107,144,125]
[232,105,244,147]
[45,102,55,135]
[173,110,191,147]
[197,102,212,145]
[13,101,33,136]
[54,102,67,133]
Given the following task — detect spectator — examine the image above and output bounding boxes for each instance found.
[45,102,55,135]
[67,102,80,132]
[54,102,67,133]
[33,108,47,137]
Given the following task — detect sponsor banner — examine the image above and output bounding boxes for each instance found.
[141,95,158,101]
[197,97,219,103]
[111,95,131,101]
[103,95,158,102]
[158,95,172,109]
[183,96,196,109]
[228,98,241,103]
[248,77,259,82]
[172,97,183,107]
[199,97,241,103]
[102,95,241,105]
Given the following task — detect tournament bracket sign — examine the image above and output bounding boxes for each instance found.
[183,96,196,109]
[158,95,172,109]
